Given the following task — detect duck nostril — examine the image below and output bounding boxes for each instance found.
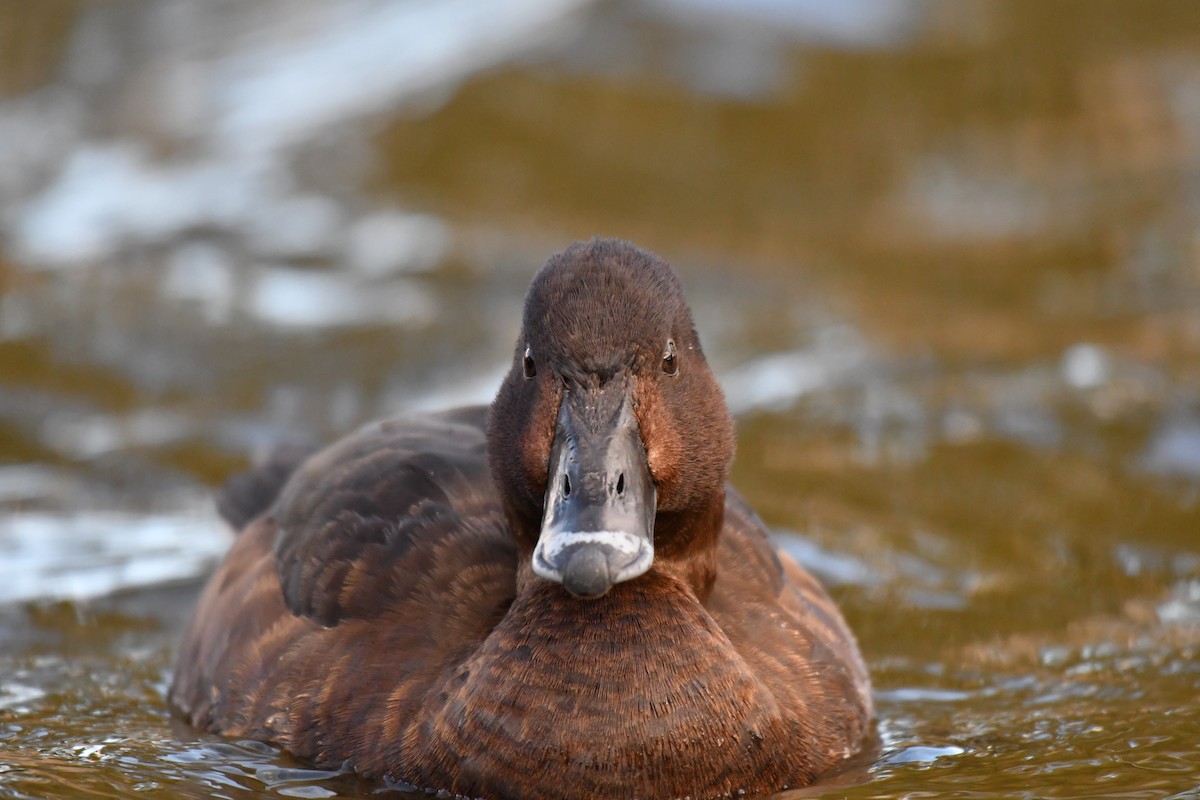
[563,474,571,498]
[615,473,625,496]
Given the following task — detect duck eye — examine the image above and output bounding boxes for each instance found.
[522,346,537,380]
[661,339,678,376]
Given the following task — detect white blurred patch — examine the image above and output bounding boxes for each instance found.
[344,211,451,277]
[1141,418,1200,478]
[162,242,238,324]
[1061,343,1110,390]
[242,194,344,260]
[12,143,265,265]
[904,155,1052,242]
[399,364,509,414]
[720,328,871,414]
[248,266,437,329]
[40,409,196,459]
[213,0,590,153]
[773,531,878,587]
[1157,579,1200,625]
[0,509,229,603]
[0,465,79,504]
[0,683,46,712]
[649,0,922,49]
[6,0,590,269]
[0,89,84,218]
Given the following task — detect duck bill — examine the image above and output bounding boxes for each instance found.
[532,388,656,598]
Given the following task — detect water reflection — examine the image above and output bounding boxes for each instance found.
[1,1,1199,799]
[0,509,225,604]
[4,0,591,269]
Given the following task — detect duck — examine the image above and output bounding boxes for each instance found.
[170,238,873,800]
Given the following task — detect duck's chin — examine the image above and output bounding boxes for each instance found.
[532,530,654,599]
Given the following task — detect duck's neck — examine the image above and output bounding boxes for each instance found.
[644,490,724,603]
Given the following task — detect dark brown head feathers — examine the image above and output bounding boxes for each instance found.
[488,238,734,548]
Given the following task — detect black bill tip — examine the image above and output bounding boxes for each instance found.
[561,545,613,598]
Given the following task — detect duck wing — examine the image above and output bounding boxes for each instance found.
[170,406,518,757]
[216,440,317,532]
[269,406,513,626]
[709,490,873,746]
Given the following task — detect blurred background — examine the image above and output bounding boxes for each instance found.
[1,1,1198,798]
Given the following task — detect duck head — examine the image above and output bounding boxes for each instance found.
[488,239,735,599]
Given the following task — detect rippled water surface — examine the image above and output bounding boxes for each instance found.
[2,1,1199,798]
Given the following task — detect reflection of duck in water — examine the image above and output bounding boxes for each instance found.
[171,238,873,799]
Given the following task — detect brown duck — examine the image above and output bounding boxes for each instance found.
[171,238,872,799]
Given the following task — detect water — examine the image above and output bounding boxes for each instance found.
[2,1,1199,797]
